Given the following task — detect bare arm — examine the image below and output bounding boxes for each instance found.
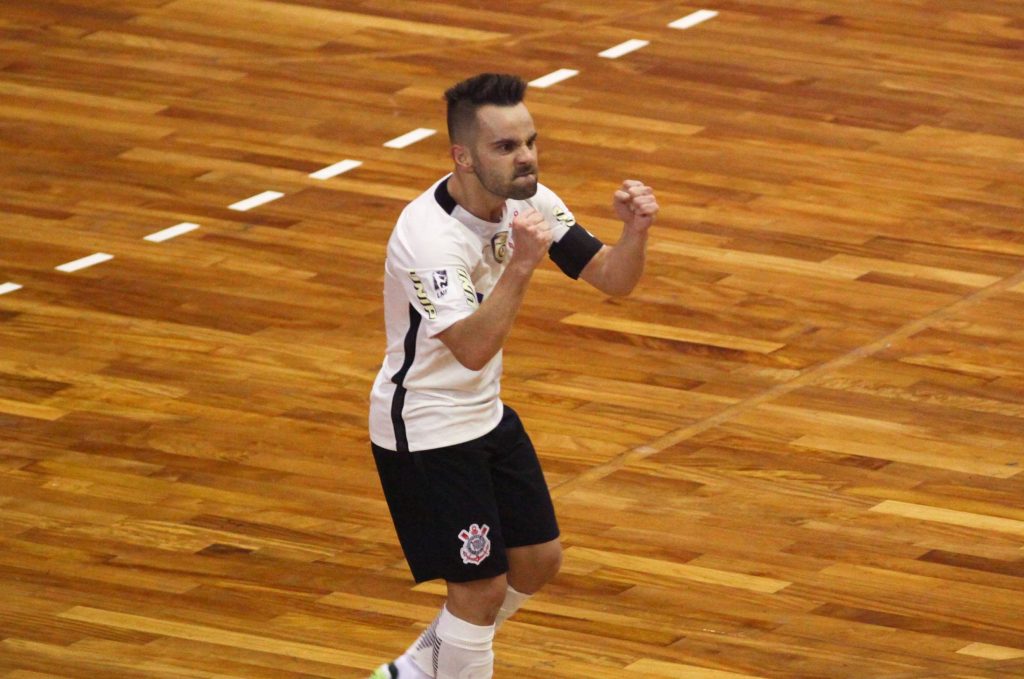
[580,180,659,296]
[438,209,552,371]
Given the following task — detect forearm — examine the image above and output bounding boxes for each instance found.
[438,264,534,370]
[582,225,649,296]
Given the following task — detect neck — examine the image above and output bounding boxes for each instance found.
[448,169,505,222]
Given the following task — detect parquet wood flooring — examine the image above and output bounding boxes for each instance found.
[2,1,1023,677]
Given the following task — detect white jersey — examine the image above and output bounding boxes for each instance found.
[369,175,602,452]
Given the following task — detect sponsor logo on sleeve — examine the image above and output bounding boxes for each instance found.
[553,206,576,228]
[458,523,491,565]
[432,270,449,297]
[455,267,478,308]
[408,272,436,319]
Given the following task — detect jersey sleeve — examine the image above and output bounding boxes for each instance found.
[386,218,480,337]
[530,184,605,280]
[397,264,479,337]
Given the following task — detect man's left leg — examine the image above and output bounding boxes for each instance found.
[497,538,563,627]
[489,406,563,629]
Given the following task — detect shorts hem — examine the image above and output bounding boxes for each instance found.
[411,564,511,584]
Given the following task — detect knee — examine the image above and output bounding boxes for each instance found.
[446,575,508,625]
[540,540,563,583]
[509,539,563,594]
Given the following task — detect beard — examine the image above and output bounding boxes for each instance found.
[473,162,538,200]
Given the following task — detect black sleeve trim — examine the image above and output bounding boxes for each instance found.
[548,223,604,279]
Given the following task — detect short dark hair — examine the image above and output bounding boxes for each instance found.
[444,73,527,144]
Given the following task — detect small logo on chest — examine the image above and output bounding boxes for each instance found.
[491,231,510,263]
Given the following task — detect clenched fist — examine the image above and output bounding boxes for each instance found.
[509,208,553,271]
[613,180,659,232]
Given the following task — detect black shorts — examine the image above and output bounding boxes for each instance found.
[371,405,560,583]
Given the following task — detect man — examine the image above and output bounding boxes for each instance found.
[368,73,658,679]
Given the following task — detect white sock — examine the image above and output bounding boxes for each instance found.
[434,605,494,679]
[404,612,441,678]
[394,653,431,679]
[495,585,532,628]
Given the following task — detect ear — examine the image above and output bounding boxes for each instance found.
[451,144,473,171]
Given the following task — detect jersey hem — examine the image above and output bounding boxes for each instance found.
[370,403,504,453]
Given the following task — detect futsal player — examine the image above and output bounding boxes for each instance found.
[368,72,658,679]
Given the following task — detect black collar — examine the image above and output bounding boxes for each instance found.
[434,176,457,215]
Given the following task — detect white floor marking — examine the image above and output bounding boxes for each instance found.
[56,253,114,273]
[145,222,200,243]
[528,69,579,89]
[229,191,285,212]
[383,129,436,149]
[310,159,363,180]
[599,39,650,59]
[0,282,22,295]
[669,9,718,29]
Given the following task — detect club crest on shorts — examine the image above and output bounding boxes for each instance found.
[458,523,491,565]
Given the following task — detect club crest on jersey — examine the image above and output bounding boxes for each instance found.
[458,523,491,565]
[432,270,449,297]
[553,206,576,228]
[491,231,510,263]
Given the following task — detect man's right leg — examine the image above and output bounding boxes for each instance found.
[371,440,511,679]
[383,574,505,679]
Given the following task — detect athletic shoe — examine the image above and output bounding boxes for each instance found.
[368,663,398,679]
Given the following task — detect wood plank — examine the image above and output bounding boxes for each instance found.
[566,547,792,594]
[57,607,380,667]
[956,642,1024,661]
[561,313,787,353]
[870,500,1024,538]
[162,0,509,42]
[625,660,769,679]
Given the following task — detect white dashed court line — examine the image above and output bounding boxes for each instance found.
[529,69,579,89]
[599,39,650,59]
[56,253,114,273]
[669,9,718,29]
[0,282,22,296]
[310,159,363,180]
[384,128,437,149]
[229,191,285,212]
[145,222,200,243]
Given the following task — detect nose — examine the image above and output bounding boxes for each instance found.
[516,145,536,168]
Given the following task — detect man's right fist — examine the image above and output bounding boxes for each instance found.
[509,209,553,270]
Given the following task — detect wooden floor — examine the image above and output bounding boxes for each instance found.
[2,1,1024,677]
